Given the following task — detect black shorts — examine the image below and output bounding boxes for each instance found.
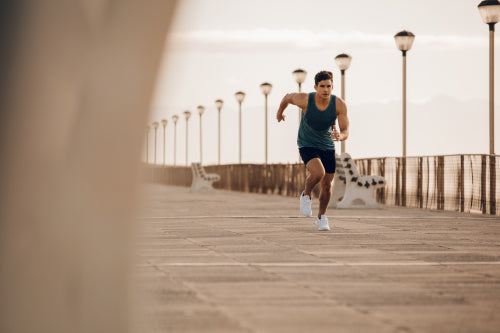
[299,147,336,174]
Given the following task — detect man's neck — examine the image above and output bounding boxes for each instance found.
[315,93,330,104]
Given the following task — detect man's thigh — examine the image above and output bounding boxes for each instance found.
[318,149,336,174]
[306,157,325,177]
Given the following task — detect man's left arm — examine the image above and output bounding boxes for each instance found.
[336,97,349,141]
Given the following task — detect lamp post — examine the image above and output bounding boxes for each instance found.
[335,53,352,154]
[197,105,205,164]
[260,82,272,164]
[292,69,307,162]
[161,119,168,166]
[172,115,179,166]
[215,99,224,165]
[235,91,246,164]
[478,0,500,155]
[478,0,500,215]
[183,111,191,166]
[394,30,415,157]
[145,126,150,164]
[152,121,159,165]
[292,69,307,121]
[394,30,415,208]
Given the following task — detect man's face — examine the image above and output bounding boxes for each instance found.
[314,79,333,98]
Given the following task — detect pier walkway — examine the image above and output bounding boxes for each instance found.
[136,184,500,332]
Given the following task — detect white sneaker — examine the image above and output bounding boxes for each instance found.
[315,215,330,231]
[300,192,312,216]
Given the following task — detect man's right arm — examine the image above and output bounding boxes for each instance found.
[276,93,308,122]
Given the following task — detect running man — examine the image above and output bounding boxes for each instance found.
[276,70,349,231]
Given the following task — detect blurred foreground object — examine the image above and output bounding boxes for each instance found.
[0,1,177,332]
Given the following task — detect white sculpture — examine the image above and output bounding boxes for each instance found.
[334,153,386,209]
[189,163,220,193]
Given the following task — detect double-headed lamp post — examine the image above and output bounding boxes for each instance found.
[183,111,191,166]
[172,115,179,166]
[161,119,168,166]
[335,53,352,154]
[152,121,159,165]
[260,82,272,164]
[215,99,224,165]
[235,91,246,164]
[394,30,415,158]
[197,105,205,164]
[478,0,500,155]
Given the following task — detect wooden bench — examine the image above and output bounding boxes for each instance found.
[330,153,386,209]
[189,163,220,193]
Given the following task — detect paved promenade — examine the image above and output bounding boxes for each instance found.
[136,184,500,333]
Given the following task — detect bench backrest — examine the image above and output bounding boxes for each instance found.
[191,163,207,178]
[335,153,346,184]
[341,152,386,188]
[340,153,360,180]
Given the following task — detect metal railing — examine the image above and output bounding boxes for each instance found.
[143,154,499,215]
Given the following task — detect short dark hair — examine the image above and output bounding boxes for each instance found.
[314,71,333,85]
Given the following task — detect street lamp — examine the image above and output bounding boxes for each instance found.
[292,68,307,92]
[197,105,205,164]
[478,0,500,155]
[145,125,150,164]
[293,69,307,162]
[478,0,500,215]
[172,115,179,166]
[152,121,159,165]
[215,99,224,165]
[235,91,246,164]
[292,69,307,120]
[335,53,352,154]
[260,82,272,164]
[394,30,415,208]
[161,119,168,166]
[183,111,191,166]
[394,30,415,157]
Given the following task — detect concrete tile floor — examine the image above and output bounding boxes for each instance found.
[135,184,500,332]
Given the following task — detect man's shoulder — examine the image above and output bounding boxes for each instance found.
[335,95,346,105]
[335,96,347,113]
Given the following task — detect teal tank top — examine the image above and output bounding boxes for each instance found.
[297,92,337,150]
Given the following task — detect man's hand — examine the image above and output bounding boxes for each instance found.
[277,112,286,122]
[331,125,341,141]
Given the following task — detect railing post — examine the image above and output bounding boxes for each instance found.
[490,155,496,215]
[437,156,445,210]
[460,155,465,212]
[418,156,423,208]
[402,157,406,207]
[395,158,401,206]
[481,155,487,214]
[380,158,386,204]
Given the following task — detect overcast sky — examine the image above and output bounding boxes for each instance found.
[148,0,499,165]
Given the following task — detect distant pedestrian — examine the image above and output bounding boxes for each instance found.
[276,70,349,231]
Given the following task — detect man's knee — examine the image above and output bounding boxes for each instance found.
[321,182,332,193]
[320,175,334,191]
[310,169,325,183]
